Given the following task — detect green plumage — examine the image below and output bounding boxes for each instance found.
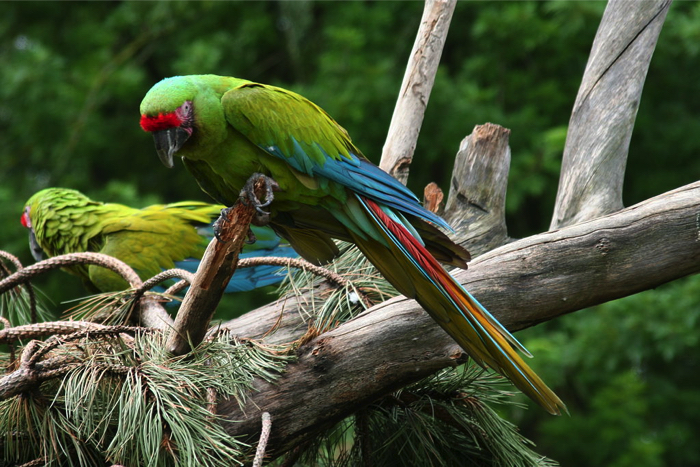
[139,75,566,414]
[140,75,464,266]
[24,188,218,292]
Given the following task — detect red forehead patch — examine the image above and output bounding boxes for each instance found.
[140,112,182,132]
[20,210,30,228]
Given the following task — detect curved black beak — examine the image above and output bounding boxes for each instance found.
[152,127,191,168]
[28,228,45,262]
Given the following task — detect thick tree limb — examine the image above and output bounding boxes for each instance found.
[550,0,672,229]
[220,181,700,454]
[379,0,456,183]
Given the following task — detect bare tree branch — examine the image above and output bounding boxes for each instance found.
[550,0,672,229]
[166,176,268,355]
[379,0,456,183]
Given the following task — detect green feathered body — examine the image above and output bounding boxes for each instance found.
[24,188,218,292]
[139,75,566,414]
[140,75,462,266]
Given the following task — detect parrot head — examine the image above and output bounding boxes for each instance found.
[139,77,198,169]
[20,205,46,262]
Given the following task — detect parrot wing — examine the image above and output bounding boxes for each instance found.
[221,82,469,267]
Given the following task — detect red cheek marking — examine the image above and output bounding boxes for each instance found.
[20,211,30,228]
[140,112,182,132]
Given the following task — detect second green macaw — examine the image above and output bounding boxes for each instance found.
[139,75,566,415]
[21,187,296,293]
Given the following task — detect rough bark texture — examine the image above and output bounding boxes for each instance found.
[219,181,700,454]
[379,0,456,184]
[443,123,512,257]
[166,177,266,355]
[550,0,672,229]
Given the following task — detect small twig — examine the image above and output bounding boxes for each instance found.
[17,458,44,467]
[0,320,107,345]
[138,268,195,296]
[239,256,346,288]
[0,317,15,366]
[0,251,38,323]
[0,252,142,294]
[206,387,218,417]
[27,325,150,367]
[0,251,23,271]
[252,412,272,467]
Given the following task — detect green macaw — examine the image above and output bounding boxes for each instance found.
[21,187,296,293]
[139,75,566,415]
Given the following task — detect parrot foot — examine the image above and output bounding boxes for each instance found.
[240,173,279,215]
[245,228,257,244]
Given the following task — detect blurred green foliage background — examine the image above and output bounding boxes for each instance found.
[1,1,699,465]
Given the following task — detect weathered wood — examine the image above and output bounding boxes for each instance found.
[443,123,512,257]
[550,0,672,229]
[220,181,700,454]
[166,177,266,356]
[379,0,456,184]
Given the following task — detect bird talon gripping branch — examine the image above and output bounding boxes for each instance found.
[240,173,278,216]
[213,207,232,242]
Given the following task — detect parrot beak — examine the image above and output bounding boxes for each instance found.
[152,127,191,168]
[28,228,45,262]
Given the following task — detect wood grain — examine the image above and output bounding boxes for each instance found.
[550,0,672,229]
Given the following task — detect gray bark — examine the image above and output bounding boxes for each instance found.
[443,123,512,257]
[379,0,456,184]
[550,0,672,229]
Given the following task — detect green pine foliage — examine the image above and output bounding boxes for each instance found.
[281,364,556,467]
[0,330,292,466]
[281,242,396,333]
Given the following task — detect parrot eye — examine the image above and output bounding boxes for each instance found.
[179,101,195,128]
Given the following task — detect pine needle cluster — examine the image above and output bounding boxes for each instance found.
[0,330,292,466]
[280,364,555,467]
[281,242,397,333]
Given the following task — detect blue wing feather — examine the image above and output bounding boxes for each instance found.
[261,139,453,233]
[175,225,297,293]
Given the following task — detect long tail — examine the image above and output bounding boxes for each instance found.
[354,196,566,415]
